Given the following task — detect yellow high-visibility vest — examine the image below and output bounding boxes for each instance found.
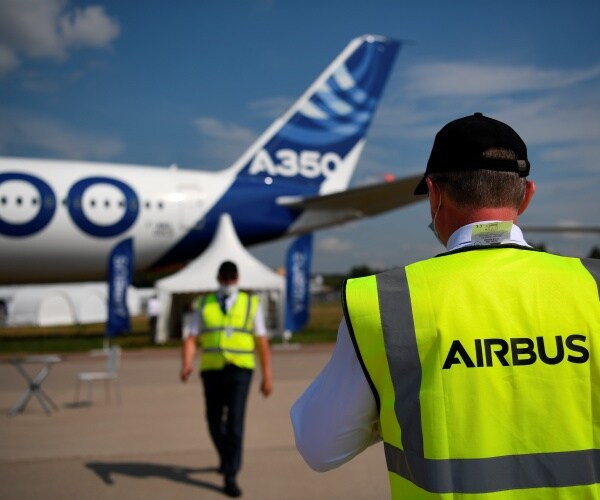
[197,291,259,371]
[344,246,600,499]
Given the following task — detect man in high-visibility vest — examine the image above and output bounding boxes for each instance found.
[181,260,273,498]
[291,113,599,499]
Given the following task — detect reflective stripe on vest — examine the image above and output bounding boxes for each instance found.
[198,291,258,371]
[344,249,600,497]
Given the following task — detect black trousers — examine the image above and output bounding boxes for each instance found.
[201,365,253,482]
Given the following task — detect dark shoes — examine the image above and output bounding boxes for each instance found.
[224,479,242,497]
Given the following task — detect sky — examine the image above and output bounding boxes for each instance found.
[0,0,598,275]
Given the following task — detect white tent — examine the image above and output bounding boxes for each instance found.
[4,283,141,327]
[154,213,286,343]
[9,287,76,327]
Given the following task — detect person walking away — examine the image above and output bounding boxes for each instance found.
[181,261,273,498]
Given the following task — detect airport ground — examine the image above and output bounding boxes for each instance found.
[0,345,388,500]
[0,303,390,500]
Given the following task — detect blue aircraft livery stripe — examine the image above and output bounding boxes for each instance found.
[269,39,397,152]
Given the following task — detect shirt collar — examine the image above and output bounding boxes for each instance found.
[217,290,238,310]
[446,221,530,252]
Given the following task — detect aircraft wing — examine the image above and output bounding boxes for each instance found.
[279,174,427,234]
[521,226,600,234]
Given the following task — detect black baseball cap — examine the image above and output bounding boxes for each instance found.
[218,261,238,279]
[414,112,530,195]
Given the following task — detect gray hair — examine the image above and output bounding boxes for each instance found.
[431,148,527,209]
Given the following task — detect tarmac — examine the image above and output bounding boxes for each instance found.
[0,343,389,500]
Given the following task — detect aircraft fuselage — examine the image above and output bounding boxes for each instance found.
[0,157,293,283]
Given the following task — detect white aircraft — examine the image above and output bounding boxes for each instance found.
[0,34,424,285]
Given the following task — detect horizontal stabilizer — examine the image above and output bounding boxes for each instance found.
[280,174,426,234]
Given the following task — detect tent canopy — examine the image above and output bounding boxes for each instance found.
[154,214,285,342]
[156,214,284,293]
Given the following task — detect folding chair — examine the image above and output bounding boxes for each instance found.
[74,345,121,405]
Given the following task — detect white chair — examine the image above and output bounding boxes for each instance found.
[74,345,121,405]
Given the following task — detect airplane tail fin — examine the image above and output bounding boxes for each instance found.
[231,35,401,195]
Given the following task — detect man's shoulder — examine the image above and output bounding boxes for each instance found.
[198,292,217,306]
[238,290,261,304]
[344,266,412,291]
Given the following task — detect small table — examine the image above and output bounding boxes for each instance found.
[4,355,62,416]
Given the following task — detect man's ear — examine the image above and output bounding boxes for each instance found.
[518,180,536,215]
[425,177,440,213]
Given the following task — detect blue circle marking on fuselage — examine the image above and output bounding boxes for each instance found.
[66,177,139,238]
[0,172,56,237]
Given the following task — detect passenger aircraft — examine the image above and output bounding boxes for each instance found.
[0,35,424,285]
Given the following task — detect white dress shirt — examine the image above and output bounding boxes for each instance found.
[290,222,530,471]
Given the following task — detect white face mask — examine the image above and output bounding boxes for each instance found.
[219,284,238,297]
[428,195,443,246]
